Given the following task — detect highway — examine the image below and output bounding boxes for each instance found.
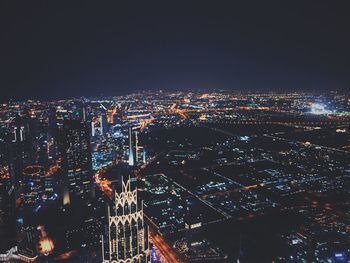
[148,226,183,263]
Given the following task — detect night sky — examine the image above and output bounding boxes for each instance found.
[0,1,349,100]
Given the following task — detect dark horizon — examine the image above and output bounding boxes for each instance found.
[1,1,349,101]
[2,87,348,104]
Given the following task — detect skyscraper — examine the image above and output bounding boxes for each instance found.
[0,180,15,251]
[92,113,108,137]
[60,120,93,205]
[128,126,135,167]
[101,177,150,263]
[128,126,144,167]
[9,114,34,184]
[0,130,16,251]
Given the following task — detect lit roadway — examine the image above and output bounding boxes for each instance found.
[145,216,184,263]
[150,233,183,263]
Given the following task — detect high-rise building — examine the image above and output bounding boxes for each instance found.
[27,117,51,166]
[0,131,16,251]
[60,120,93,205]
[101,177,150,263]
[0,180,15,252]
[101,113,108,135]
[92,113,108,137]
[128,126,136,166]
[9,114,34,185]
[48,106,58,132]
[127,126,145,167]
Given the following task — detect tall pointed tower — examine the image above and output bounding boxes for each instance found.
[101,177,151,263]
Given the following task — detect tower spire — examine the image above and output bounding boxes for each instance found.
[102,177,150,262]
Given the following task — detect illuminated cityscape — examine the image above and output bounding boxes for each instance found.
[1,1,350,263]
[0,90,349,262]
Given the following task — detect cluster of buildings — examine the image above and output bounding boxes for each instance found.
[0,98,152,262]
[0,90,349,262]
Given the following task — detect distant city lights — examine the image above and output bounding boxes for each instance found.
[310,103,332,115]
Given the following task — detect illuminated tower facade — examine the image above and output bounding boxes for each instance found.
[128,127,144,167]
[101,178,150,263]
[128,127,135,166]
